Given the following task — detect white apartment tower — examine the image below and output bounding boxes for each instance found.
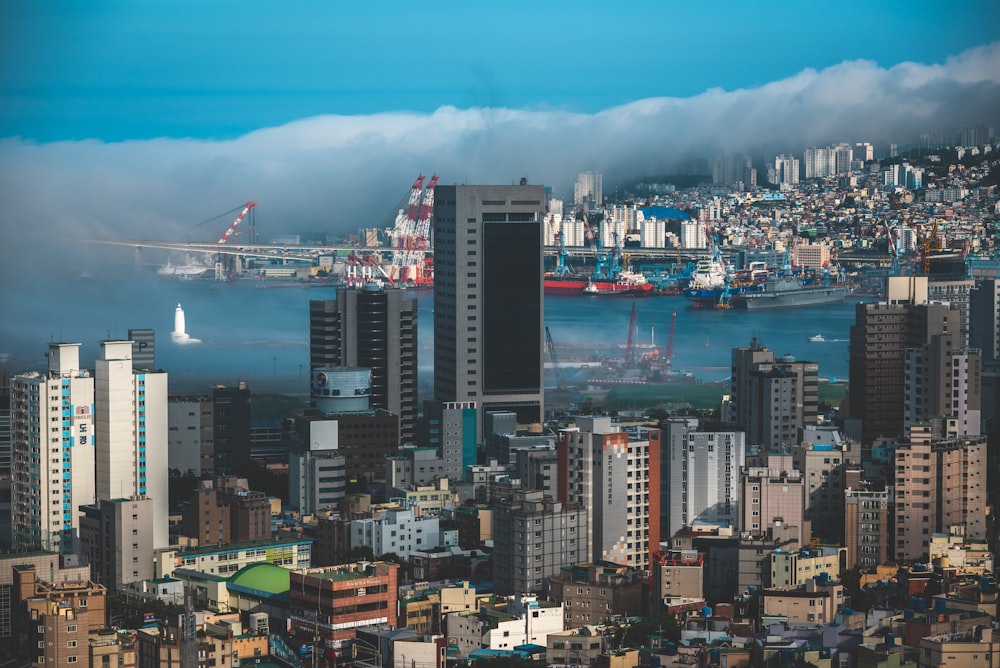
[95,341,169,549]
[574,172,602,209]
[11,343,96,553]
[662,418,745,541]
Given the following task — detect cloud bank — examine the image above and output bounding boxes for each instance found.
[1,41,999,280]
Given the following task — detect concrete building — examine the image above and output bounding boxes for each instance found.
[154,537,313,578]
[848,277,965,444]
[546,562,643,629]
[773,154,800,187]
[386,446,448,491]
[792,430,861,543]
[288,562,399,647]
[0,553,91,643]
[739,455,807,545]
[182,477,271,545]
[904,333,981,438]
[492,490,588,596]
[350,506,441,561]
[893,434,987,561]
[94,341,169,550]
[792,243,831,268]
[210,382,252,477]
[770,546,844,588]
[653,549,705,604]
[730,339,818,451]
[558,417,661,569]
[448,594,563,660]
[127,328,155,371]
[79,496,155,591]
[166,395,213,476]
[433,183,546,433]
[662,418,744,542]
[13,564,108,653]
[761,578,844,625]
[309,284,419,444]
[11,343,96,554]
[844,486,892,570]
[440,401,477,478]
[918,626,1000,668]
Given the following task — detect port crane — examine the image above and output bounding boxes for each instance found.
[390,174,437,285]
[214,201,258,280]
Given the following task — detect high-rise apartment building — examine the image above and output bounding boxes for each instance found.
[730,339,817,450]
[662,418,744,541]
[893,432,987,561]
[309,283,419,443]
[167,395,213,476]
[433,183,546,433]
[127,328,156,371]
[573,171,602,209]
[904,335,981,437]
[772,154,800,186]
[848,277,962,445]
[792,427,861,544]
[492,490,588,596]
[844,486,891,570]
[11,343,96,553]
[557,417,661,568]
[94,341,169,549]
[738,454,806,545]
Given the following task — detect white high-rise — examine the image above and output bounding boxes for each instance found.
[12,343,96,553]
[95,341,169,549]
[573,171,602,209]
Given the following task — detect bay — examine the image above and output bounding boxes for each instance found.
[0,274,860,394]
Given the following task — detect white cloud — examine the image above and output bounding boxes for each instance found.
[1,41,999,280]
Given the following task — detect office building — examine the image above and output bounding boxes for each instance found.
[211,382,252,476]
[969,278,1000,364]
[309,283,419,443]
[288,562,399,646]
[79,496,155,591]
[662,418,744,541]
[127,328,155,371]
[492,490,588,596]
[94,341,169,549]
[433,183,546,433]
[893,434,987,561]
[557,417,661,568]
[730,339,817,450]
[11,343,97,553]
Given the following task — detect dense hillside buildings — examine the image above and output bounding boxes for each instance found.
[433,183,546,434]
[309,284,419,443]
[557,417,660,568]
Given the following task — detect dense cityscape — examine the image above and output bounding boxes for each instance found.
[0,123,999,668]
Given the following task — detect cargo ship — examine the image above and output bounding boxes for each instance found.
[741,276,848,310]
[545,270,654,296]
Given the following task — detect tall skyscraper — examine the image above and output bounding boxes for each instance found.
[94,341,169,549]
[310,283,418,444]
[11,343,96,553]
[433,183,546,433]
[557,417,661,569]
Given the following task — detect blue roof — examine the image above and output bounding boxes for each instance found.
[640,206,690,220]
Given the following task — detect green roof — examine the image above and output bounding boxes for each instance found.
[227,563,292,595]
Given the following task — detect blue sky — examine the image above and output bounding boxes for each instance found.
[2,0,999,141]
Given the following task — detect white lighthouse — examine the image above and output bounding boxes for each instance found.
[170,303,200,345]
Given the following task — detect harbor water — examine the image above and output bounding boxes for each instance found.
[0,274,860,393]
